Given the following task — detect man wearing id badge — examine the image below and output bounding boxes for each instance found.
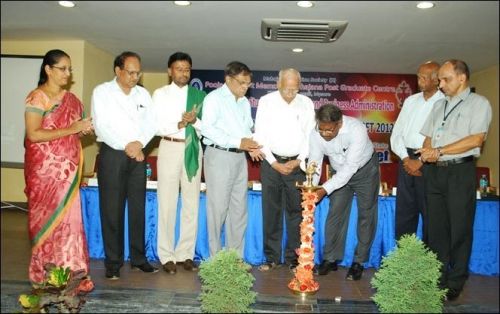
[417,59,492,301]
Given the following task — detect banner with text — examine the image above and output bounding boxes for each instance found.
[191,70,417,163]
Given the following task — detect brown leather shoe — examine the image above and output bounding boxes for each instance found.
[183,259,198,271]
[162,261,176,274]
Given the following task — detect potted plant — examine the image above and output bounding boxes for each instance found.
[18,263,94,313]
[198,249,257,313]
[371,234,447,313]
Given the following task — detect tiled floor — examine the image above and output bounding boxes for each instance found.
[2,207,499,313]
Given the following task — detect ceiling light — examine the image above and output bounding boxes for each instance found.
[292,48,304,53]
[297,1,314,8]
[58,1,75,8]
[416,2,435,9]
[174,1,191,6]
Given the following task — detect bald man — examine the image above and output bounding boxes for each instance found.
[390,61,444,243]
[418,59,492,301]
[252,68,316,271]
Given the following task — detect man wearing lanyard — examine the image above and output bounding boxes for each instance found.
[418,59,492,301]
[308,104,379,281]
[390,61,444,243]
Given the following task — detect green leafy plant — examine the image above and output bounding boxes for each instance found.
[18,263,94,313]
[198,249,257,313]
[371,234,447,313]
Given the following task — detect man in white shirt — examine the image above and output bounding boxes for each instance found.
[91,51,158,280]
[151,52,206,274]
[252,68,316,271]
[308,104,379,281]
[390,61,443,243]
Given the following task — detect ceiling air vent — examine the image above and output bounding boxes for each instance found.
[261,18,348,43]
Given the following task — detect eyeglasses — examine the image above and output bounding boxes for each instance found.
[122,68,143,78]
[50,65,72,74]
[231,76,252,88]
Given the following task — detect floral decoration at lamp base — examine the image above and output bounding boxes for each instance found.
[288,190,320,294]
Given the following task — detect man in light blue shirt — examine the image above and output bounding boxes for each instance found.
[201,61,261,258]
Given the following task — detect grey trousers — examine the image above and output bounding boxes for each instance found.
[323,153,380,264]
[203,146,248,258]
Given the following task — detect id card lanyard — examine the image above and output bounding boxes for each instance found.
[435,92,470,140]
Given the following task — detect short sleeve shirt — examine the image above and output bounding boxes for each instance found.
[420,87,492,160]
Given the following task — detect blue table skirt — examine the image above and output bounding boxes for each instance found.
[80,187,499,276]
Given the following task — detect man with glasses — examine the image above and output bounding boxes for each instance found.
[308,104,379,281]
[91,51,158,280]
[417,59,492,301]
[252,68,315,272]
[201,61,261,258]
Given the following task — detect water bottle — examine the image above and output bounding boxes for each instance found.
[146,163,152,181]
[479,174,488,198]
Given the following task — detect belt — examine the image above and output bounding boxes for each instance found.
[209,144,244,153]
[435,156,474,167]
[273,153,298,163]
[162,136,185,143]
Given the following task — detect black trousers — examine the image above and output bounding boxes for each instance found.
[423,160,476,291]
[324,153,379,263]
[261,159,305,264]
[97,143,147,270]
[395,148,427,243]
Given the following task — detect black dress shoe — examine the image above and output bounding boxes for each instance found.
[346,262,363,281]
[315,260,338,276]
[131,262,159,273]
[163,261,177,274]
[105,269,120,280]
[445,288,461,301]
[288,260,299,272]
[183,259,198,271]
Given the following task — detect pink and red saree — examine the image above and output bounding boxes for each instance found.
[24,89,90,285]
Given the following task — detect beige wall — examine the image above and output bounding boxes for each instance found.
[142,72,169,95]
[471,65,499,187]
[80,41,115,176]
[1,39,113,201]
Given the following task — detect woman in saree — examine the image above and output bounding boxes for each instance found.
[24,49,94,287]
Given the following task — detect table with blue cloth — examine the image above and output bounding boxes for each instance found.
[80,187,499,276]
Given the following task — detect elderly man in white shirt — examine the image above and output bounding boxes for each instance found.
[91,51,158,280]
[390,61,443,243]
[151,52,206,275]
[308,104,379,281]
[252,68,316,272]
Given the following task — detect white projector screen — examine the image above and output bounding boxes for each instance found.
[1,55,43,168]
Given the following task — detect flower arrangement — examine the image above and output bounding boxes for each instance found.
[288,191,320,294]
[18,263,94,313]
